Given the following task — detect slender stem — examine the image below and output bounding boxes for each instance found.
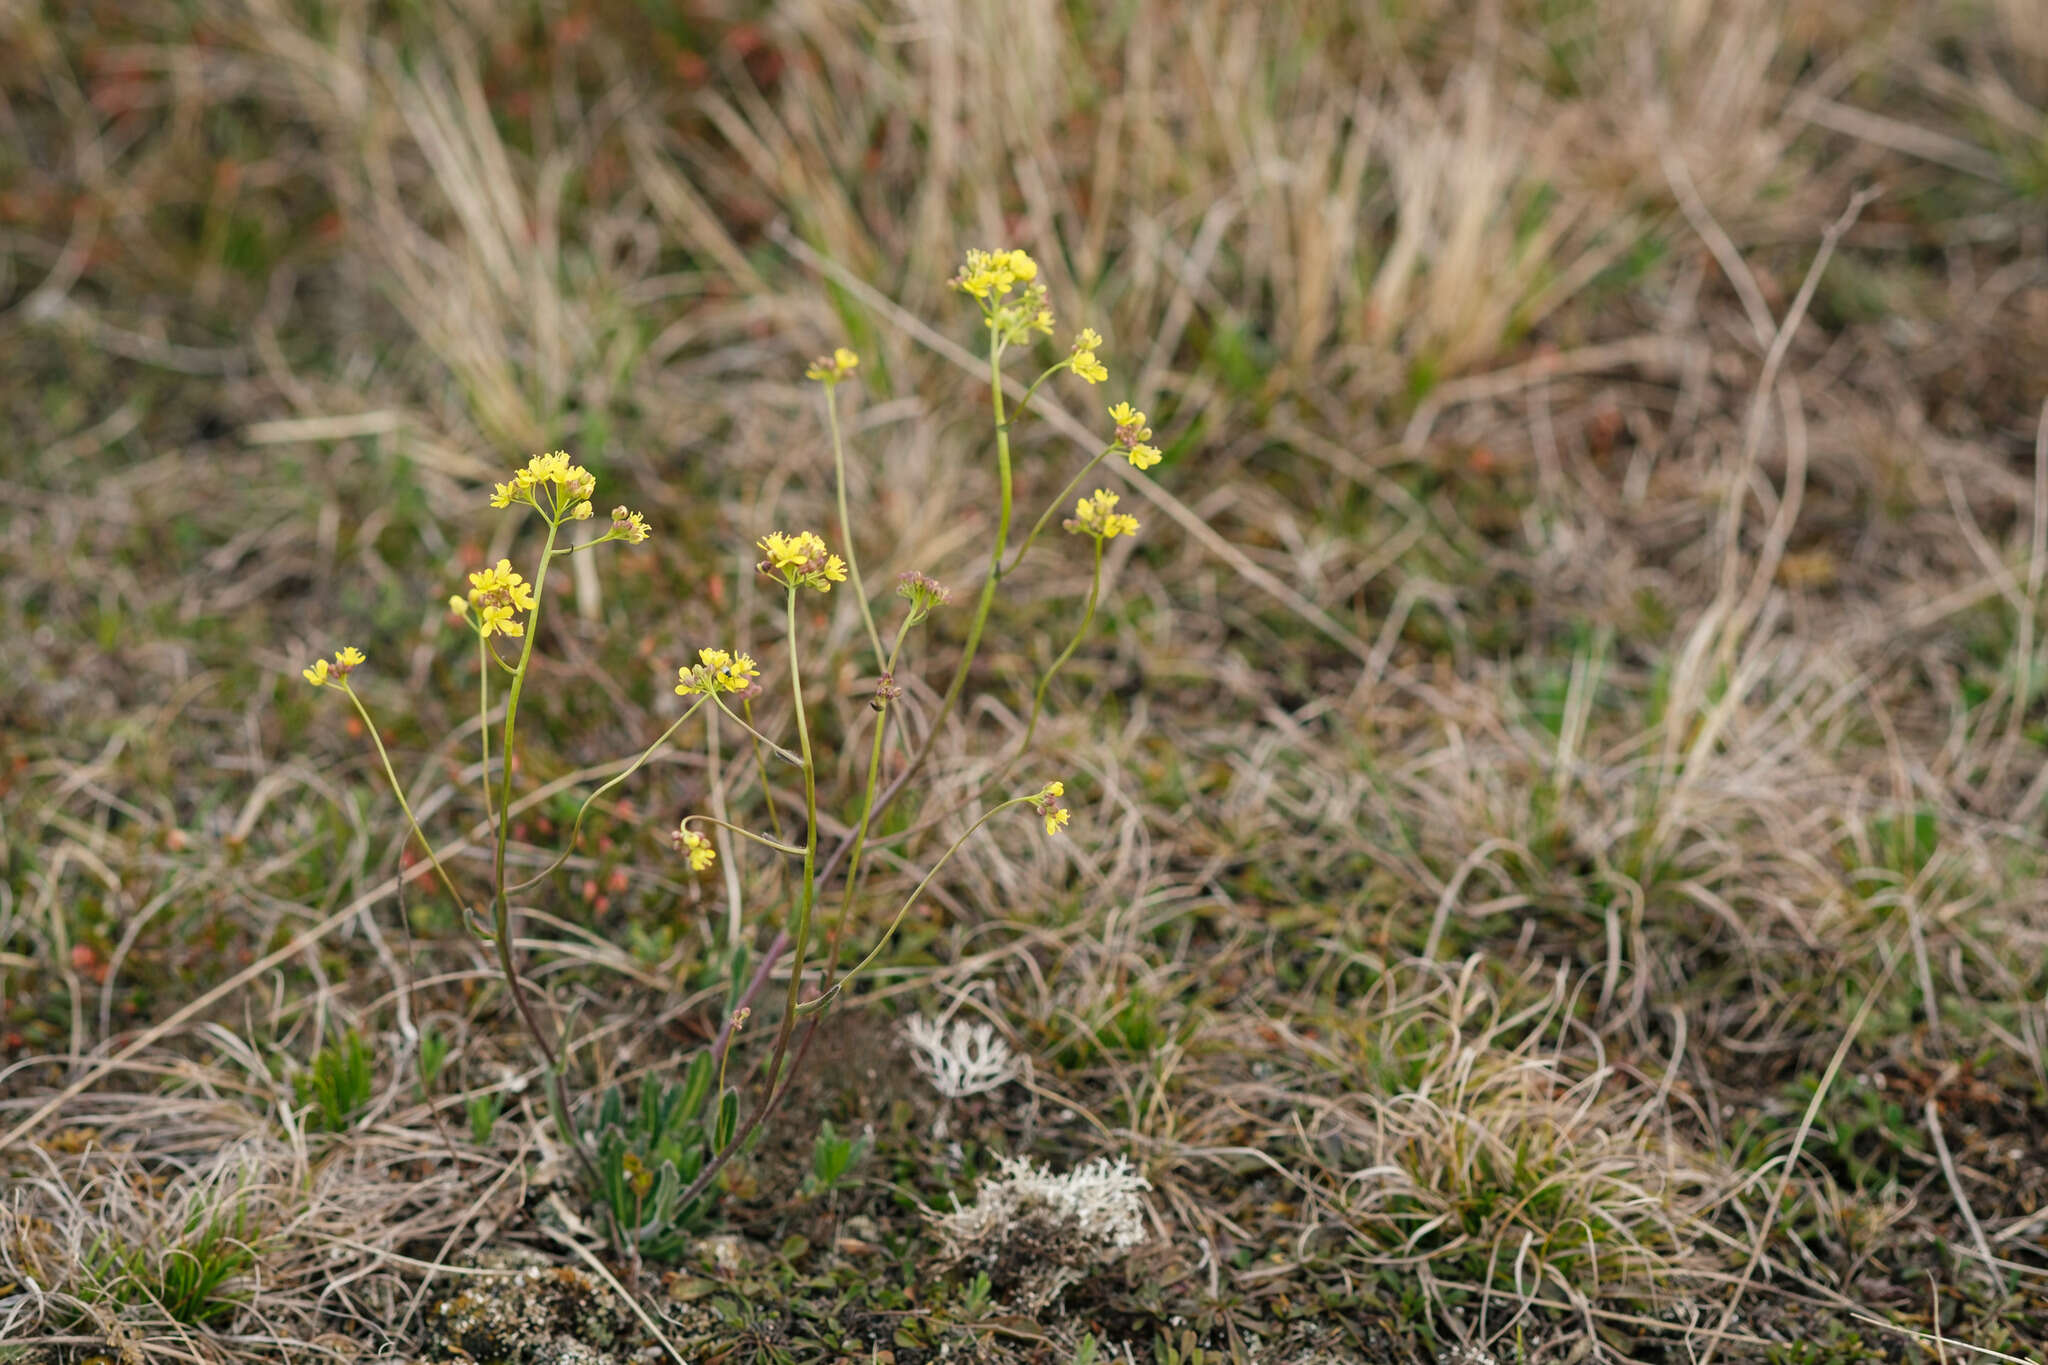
[482,513,592,1179]
[675,587,817,1212]
[1008,359,1070,430]
[706,701,744,948]
[743,697,784,843]
[805,336,1013,892]
[1003,537,1104,777]
[502,696,707,895]
[678,814,806,858]
[709,929,787,1067]
[930,336,1014,737]
[827,381,886,666]
[1006,446,1115,576]
[798,797,1034,1015]
[477,633,495,827]
[339,683,466,912]
[710,693,801,765]
[819,620,911,988]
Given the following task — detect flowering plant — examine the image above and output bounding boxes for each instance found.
[300,248,1159,1257]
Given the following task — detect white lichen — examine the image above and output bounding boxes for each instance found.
[932,1154,1153,1307]
[901,1014,1020,1098]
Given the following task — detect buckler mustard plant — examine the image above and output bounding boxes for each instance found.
[298,247,1160,1259]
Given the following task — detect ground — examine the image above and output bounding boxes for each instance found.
[4,1,2048,1362]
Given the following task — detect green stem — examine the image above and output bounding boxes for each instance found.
[502,696,708,895]
[798,796,1034,1015]
[477,632,495,827]
[924,337,1014,750]
[1006,446,1115,576]
[803,334,1015,894]
[1008,359,1070,429]
[1005,537,1104,775]
[339,682,466,912]
[674,587,818,1211]
[743,697,784,844]
[819,620,911,987]
[710,693,801,765]
[678,814,806,858]
[827,381,886,666]
[481,514,592,1178]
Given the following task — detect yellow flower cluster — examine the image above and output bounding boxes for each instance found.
[1031,780,1071,836]
[490,450,596,518]
[672,824,717,871]
[1066,489,1140,541]
[301,645,365,687]
[1068,329,1108,385]
[465,559,537,638]
[675,647,761,698]
[954,247,1055,346]
[952,248,1038,299]
[757,530,848,593]
[1108,402,1161,470]
[610,507,651,544]
[805,347,860,383]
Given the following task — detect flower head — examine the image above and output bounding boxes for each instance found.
[495,450,598,520]
[952,248,1039,299]
[896,569,953,623]
[610,506,651,544]
[675,647,761,698]
[757,530,848,593]
[1065,489,1140,542]
[871,671,902,712]
[1030,780,1071,836]
[466,559,536,639]
[955,248,1055,345]
[805,346,860,383]
[671,824,716,871]
[1068,330,1108,385]
[301,645,365,688]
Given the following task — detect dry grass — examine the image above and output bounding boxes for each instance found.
[4,0,2048,1361]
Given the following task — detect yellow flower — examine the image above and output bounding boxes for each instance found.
[951,248,1039,299]
[303,646,365,686]
[467,559,536,638]
[805,346,860,383]
[756,530,846,592]
[518,451,573,488]
[672,825,717,871]
[676,647,760,697]
[1109,402,1153,449]
[571,501,594,521]
[1126,443,1162,470]
[1070,351,1108,385]
[1067,489,1140,541]
[1030,780,1070,835]
[1071,329,1102,354]
[448,595,467,615]
[478,604,524,638]
[502,451,599,520]
[610,507,651,544]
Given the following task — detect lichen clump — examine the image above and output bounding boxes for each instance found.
[932,1155,1152,1308]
